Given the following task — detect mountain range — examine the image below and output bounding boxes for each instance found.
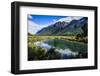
[35,17,88,36]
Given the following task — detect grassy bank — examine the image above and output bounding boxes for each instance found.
[28,35,88,43]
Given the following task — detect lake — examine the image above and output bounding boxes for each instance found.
[33,39,88,60]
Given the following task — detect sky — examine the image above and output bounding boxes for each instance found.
[28,14,66,34]
[28,14,83,34]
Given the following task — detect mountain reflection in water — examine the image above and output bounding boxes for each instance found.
[33,39,86,59]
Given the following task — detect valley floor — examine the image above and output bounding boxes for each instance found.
[28,35,88,61]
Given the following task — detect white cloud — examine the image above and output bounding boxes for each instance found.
[28,20,49,34]
[28,20,43,34]
[28,15,33,20]
[53,19,57,23]
[58,16,83,23]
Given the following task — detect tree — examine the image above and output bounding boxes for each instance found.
[75,34,82,39]
[81,23,88,37]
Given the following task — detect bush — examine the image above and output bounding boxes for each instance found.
[28,43,47,60]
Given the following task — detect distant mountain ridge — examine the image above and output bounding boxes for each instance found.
[35,17,88,36]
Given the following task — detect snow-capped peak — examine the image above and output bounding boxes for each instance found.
[58,16,83,23]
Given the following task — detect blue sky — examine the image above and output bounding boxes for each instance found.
[28,15,66,26]
[28,14,66,34]
[28,14,83,34]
